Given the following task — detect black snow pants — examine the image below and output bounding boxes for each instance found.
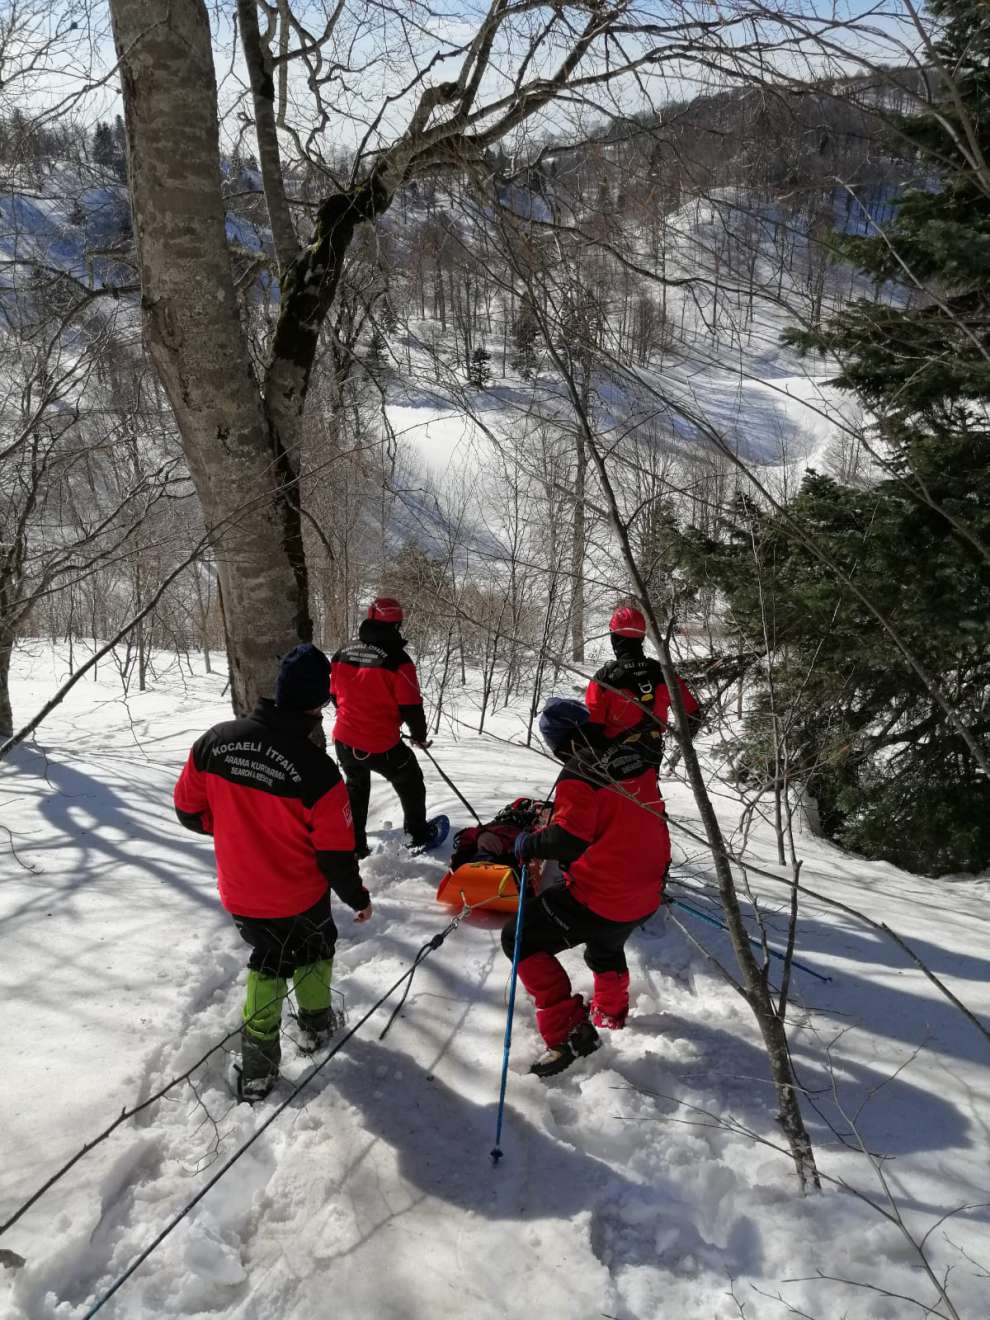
[231,892,338,977]
[335,739,427,850]
[500,884,647,976]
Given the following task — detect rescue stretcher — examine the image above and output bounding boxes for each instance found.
[436,858,545,913]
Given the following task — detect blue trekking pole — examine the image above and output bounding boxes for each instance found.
[491,863,528,1165]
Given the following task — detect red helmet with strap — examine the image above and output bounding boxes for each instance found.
[609,605,646,638]
[368,596,403,623]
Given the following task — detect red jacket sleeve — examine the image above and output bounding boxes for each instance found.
[392,660,422,706]
[310,778,356,853]
[552,777,597,843]
[310,779,369,911]
[173,749,214,835]
[393,660,427,741]
[525,776,597,866]
[675,675,700,719]
[585,679,609,728]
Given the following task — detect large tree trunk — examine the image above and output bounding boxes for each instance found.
[109,0,311,713]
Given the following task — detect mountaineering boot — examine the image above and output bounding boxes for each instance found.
[293,959,337,1053]
[233,969,286,1101]
[407,814,450,853]
[530,1018,602,1079]
[293,1005,344,1054]
[235,1030,281,1102]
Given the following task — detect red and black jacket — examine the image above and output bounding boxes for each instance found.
[586,642,701,746]
[518,742,671,922]
[173,700,368,919]
[330,619,427,754]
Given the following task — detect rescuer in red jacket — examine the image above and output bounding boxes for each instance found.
[585,604,702,757]
[505,697,670,1078]
[174,643,371,1101]
[330,597,440,855]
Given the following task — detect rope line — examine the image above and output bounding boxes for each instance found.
[668,892,832,983]
[409,736,483,823]
[0,974,311,1238]
[80,912,466,1319]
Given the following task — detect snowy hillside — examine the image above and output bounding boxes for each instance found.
[2,642,989,1320]
[1,161,867,530]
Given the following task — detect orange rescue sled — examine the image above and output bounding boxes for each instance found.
[436,861,520,914]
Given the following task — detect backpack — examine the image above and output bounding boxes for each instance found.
[451,797,552,871]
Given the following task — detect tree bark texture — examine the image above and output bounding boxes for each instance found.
[109,0,311,713]
[0,631,13,738]
[570,433,586,663]
[235,0,299,273]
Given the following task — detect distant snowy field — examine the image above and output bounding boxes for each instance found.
[2,641,989,1320]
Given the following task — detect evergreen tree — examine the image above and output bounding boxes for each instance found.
[783,0,990,438]
[467,344,492,388]
[93,118,127,180]
[112,115,127,174]
[367,328,389,375]
[702,0,990,875]
[379,296,398,335]
[511,300,541,379]
[92,121,115,169]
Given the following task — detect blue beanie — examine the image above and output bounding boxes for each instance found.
[275,643,331,710]
[538,697,590,753]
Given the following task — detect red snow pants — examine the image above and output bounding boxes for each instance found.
[502,886,654,1046]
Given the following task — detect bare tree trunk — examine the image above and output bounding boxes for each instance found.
[235,0,298,273]
[0,630,13,738]
[590,435,820,1191]
[570,432,586,663]
[532,309,821,1187]
[433,626,455,734]
[478,623,503,735]
[110,0,311,713]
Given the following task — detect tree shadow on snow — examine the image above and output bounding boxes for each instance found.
[323,1036,767,1281]
[0,744,217,923]
[616,1009,977,1176]
[661,886,990,1072]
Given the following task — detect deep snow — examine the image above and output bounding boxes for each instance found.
[2,641,989,1320]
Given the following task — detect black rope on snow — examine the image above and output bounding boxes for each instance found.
[378,928,450,1040]
[81,913,465,1320]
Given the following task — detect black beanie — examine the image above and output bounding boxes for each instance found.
[275,644,331,710]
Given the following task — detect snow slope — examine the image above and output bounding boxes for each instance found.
[2,643,989,1320]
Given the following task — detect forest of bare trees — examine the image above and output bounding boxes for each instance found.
[1,0,988,1224]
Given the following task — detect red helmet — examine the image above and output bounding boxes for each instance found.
[368,596,403,623]
[609,605,646,638]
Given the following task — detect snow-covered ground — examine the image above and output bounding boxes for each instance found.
[2,642,989,1320]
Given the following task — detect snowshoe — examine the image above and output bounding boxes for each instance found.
[530,1018,601,1079]
[292,1005,345,1055]
[406,814,450,854]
